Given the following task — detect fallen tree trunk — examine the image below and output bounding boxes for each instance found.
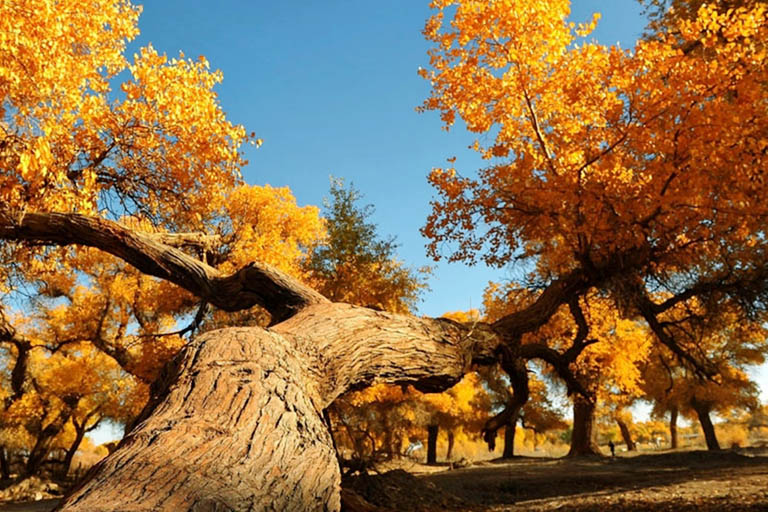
[56,304,501,511]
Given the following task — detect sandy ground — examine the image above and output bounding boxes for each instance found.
[344,448,768,511]
[420,449,768,511]
[2,449,767,511]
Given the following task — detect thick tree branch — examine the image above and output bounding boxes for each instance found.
[272,302,501,405]
[0,211,328,323]
[519,343,589,398]
[635,291,716,378]
[650,266,768,315]
[492,271,590,337]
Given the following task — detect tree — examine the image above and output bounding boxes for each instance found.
[482,369,566,458]
[1,0,767,510]
[483,283,651,456]
[307,178,428,314]
[642,342,763,450]
[420,0,768,370]
[611,409,638,452]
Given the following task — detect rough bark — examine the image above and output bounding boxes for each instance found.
[616,418,636,451]
[568,396,601,457]
[670,407,679,449]
[56,303,503,511]
[691,397,721,451]
[426,425,439,465]
[58,327,341,512]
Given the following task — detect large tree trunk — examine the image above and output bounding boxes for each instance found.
[670,406,679,449]
[426,425,439,465]
[58,327,341,511]
[568,396,601,457]
[615,418,636,451]
[56,303,500,511]
[503,412,520,458]
[691,397,720,451]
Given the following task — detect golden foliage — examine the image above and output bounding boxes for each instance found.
[1,0,249,218]
[421,0,768,280]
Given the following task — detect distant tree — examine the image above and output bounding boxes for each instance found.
[307,178,429,313]
[641,303,767,450]
[639,0,768,36]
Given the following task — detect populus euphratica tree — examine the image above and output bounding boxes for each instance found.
[1,0,768,510]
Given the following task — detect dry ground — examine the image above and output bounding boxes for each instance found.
[2,449,767,511]
[348,448,768,511]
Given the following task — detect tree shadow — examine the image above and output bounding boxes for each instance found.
[414,450,768,509]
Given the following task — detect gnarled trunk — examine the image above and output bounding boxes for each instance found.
[56,303,500,511]
[4,212,598,511]
[691,397,720,451]
[615,418,636,451]
[568,396,601,457]
[58,327,340,511]
[669,407,679,449]
[426,425,439,465]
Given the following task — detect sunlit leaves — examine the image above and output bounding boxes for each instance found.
[420,0,768,281]
[1,0,249,221]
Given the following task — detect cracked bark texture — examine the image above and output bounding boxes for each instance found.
[56,304,501,512]
[58,327,340,512]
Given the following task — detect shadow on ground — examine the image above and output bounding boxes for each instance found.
[2,450,768,511]
[349,449,768,511]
